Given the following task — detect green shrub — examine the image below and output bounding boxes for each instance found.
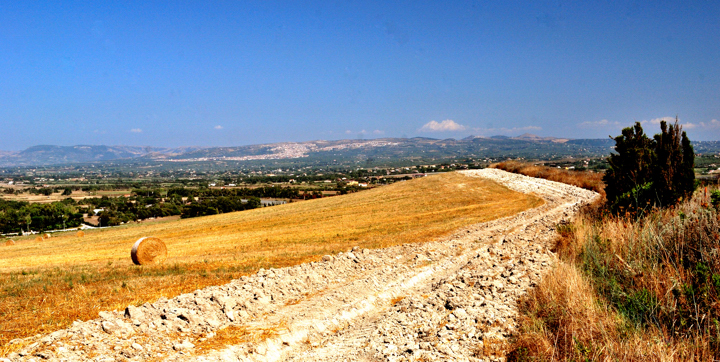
[710,190,720,209]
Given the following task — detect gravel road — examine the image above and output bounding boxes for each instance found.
[3,169,599,362]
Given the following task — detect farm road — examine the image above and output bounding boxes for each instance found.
[5,169,598,362]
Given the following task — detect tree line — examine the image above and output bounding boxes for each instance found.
[82,185,299,226]
[0,185,301,230]
[0,199,82,234]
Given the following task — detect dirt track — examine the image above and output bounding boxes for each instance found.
[4,169,598,362]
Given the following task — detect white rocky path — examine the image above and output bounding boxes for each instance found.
[3,169,599,362]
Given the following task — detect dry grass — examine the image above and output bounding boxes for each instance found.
[492,161,605,198]
[497,164,720,360]
[193,321,288,353]
[391,296,406,305]
[510,262,673,361]
[0,172,542,350]
[509,192,720,361]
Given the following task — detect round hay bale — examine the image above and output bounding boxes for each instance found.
[77,230,85,237]
[35,236,43,242]
[131,237,167,265]
[5,240,14,246]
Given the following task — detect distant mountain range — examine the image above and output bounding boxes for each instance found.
[0,135,717,167]
[0,145,206,167]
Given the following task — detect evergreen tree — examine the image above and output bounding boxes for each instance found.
[681,130,696,195]
[604,122,654,210]
[605,119,696,212]
[652,118,695,206]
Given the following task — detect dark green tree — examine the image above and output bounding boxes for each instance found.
[603,122,655,210]
[605,119,696,212]
[651,118,695,206]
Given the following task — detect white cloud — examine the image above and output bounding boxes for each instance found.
[578,119,621,128]
[373,129,385,135]
[419,119,467,132]
[472,125,541,134]
[642,117,677,126]
[130,128,142,133]
[214,125,223,130]
[578,116,698,131]
[685,119,720,130]
[604,116,720,132]
[345,130,352,135]
[638,116,710,131]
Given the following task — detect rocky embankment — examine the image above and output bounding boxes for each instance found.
[3,169,598,362]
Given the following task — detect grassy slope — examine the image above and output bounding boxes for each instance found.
[512,198,720,361]
[498,163,720,361]
[0,172,542,349]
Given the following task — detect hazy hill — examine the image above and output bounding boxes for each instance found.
[0,135,715,167]
[1,145,158,166]
[0,145,205,167]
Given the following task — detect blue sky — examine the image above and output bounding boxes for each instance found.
[1,1,719,150]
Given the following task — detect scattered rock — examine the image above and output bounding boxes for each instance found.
[173,340,194,351]
[16,169,597,362]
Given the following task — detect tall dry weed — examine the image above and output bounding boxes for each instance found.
[580,192,720,352]
[492,161,606,198]
[511,262,673,361]
[509,171,720,360]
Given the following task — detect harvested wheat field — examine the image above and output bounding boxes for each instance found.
[0,172,542,349]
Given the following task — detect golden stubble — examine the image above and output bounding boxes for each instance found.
[0,172,542,349]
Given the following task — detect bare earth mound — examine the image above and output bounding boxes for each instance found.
[2,170,598,361]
